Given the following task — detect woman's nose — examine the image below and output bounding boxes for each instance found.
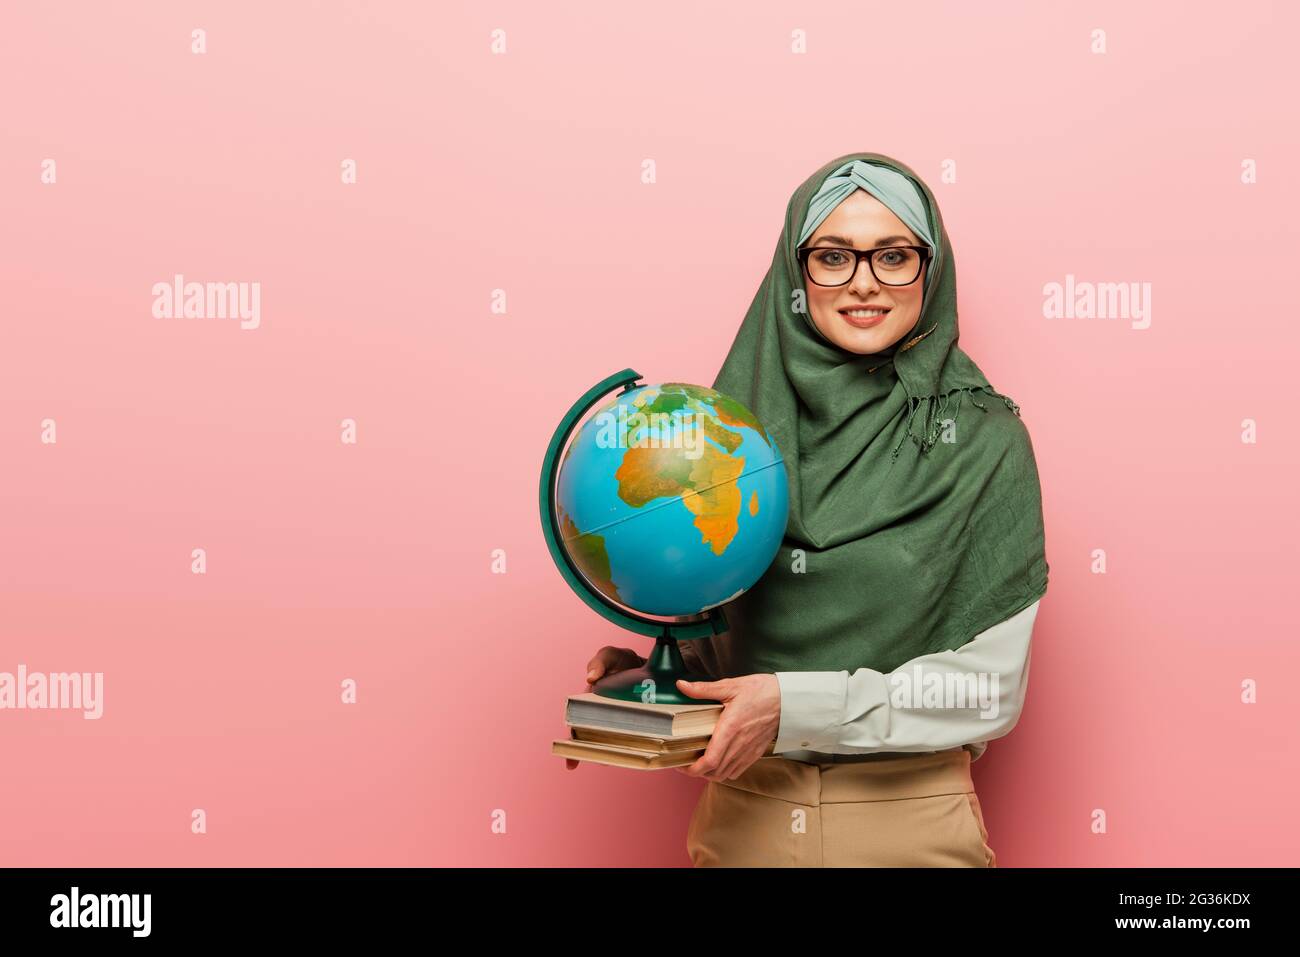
[849,259,881,293]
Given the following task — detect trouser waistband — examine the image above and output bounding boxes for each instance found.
[720,747,974,806]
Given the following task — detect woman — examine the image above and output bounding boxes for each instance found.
[583,152,1049,867]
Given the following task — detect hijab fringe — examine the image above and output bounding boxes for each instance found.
[891,386,1023,461]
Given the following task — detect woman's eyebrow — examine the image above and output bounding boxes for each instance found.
[811,234,913,248]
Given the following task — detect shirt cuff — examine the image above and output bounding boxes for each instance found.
[773,671,847,753]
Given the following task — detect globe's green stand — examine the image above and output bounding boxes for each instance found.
[540,368,724,705]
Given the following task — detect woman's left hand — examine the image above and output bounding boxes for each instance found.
[673,674,781,782]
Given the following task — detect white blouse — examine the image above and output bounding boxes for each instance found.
[774,599,1041,763]
[677,599,1041,764]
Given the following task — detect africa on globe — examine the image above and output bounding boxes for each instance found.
[555,382,788,618]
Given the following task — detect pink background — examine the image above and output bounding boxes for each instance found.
[2,0,1297,866]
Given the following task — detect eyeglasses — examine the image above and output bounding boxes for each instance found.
[796,244,932,287]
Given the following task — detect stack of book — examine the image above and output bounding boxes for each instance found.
[551,692,722,770]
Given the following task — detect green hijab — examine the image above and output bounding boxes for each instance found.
[692,152,1049,679]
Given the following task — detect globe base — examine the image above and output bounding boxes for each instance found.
[591,633,720,705]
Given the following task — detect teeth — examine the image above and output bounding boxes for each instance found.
[843,309,887,317]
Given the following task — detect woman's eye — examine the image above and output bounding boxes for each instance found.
[820,251,848,266]
[878,251,903,265]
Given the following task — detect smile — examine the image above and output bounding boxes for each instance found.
[838,307,890,327]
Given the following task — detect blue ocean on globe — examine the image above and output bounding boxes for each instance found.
[555,382,788,617]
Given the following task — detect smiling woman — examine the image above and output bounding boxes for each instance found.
[798,200,932,355]
[666,152,1050,868]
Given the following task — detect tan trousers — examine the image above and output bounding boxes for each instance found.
[686,747,996,867]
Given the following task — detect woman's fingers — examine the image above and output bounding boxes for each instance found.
[584,647,616,682]
[585,646,645,683]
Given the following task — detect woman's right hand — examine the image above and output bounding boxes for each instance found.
[564,646,646,771]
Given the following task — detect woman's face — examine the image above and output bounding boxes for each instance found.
[801,188,928,355]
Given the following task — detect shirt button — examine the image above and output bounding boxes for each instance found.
[801,741,811,748]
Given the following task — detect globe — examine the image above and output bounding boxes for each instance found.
[554,380,788,618]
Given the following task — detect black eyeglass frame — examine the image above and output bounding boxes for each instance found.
[795,244,934,287]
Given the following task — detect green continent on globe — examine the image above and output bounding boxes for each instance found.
[557,506,621,601]
[660,382,770,444]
